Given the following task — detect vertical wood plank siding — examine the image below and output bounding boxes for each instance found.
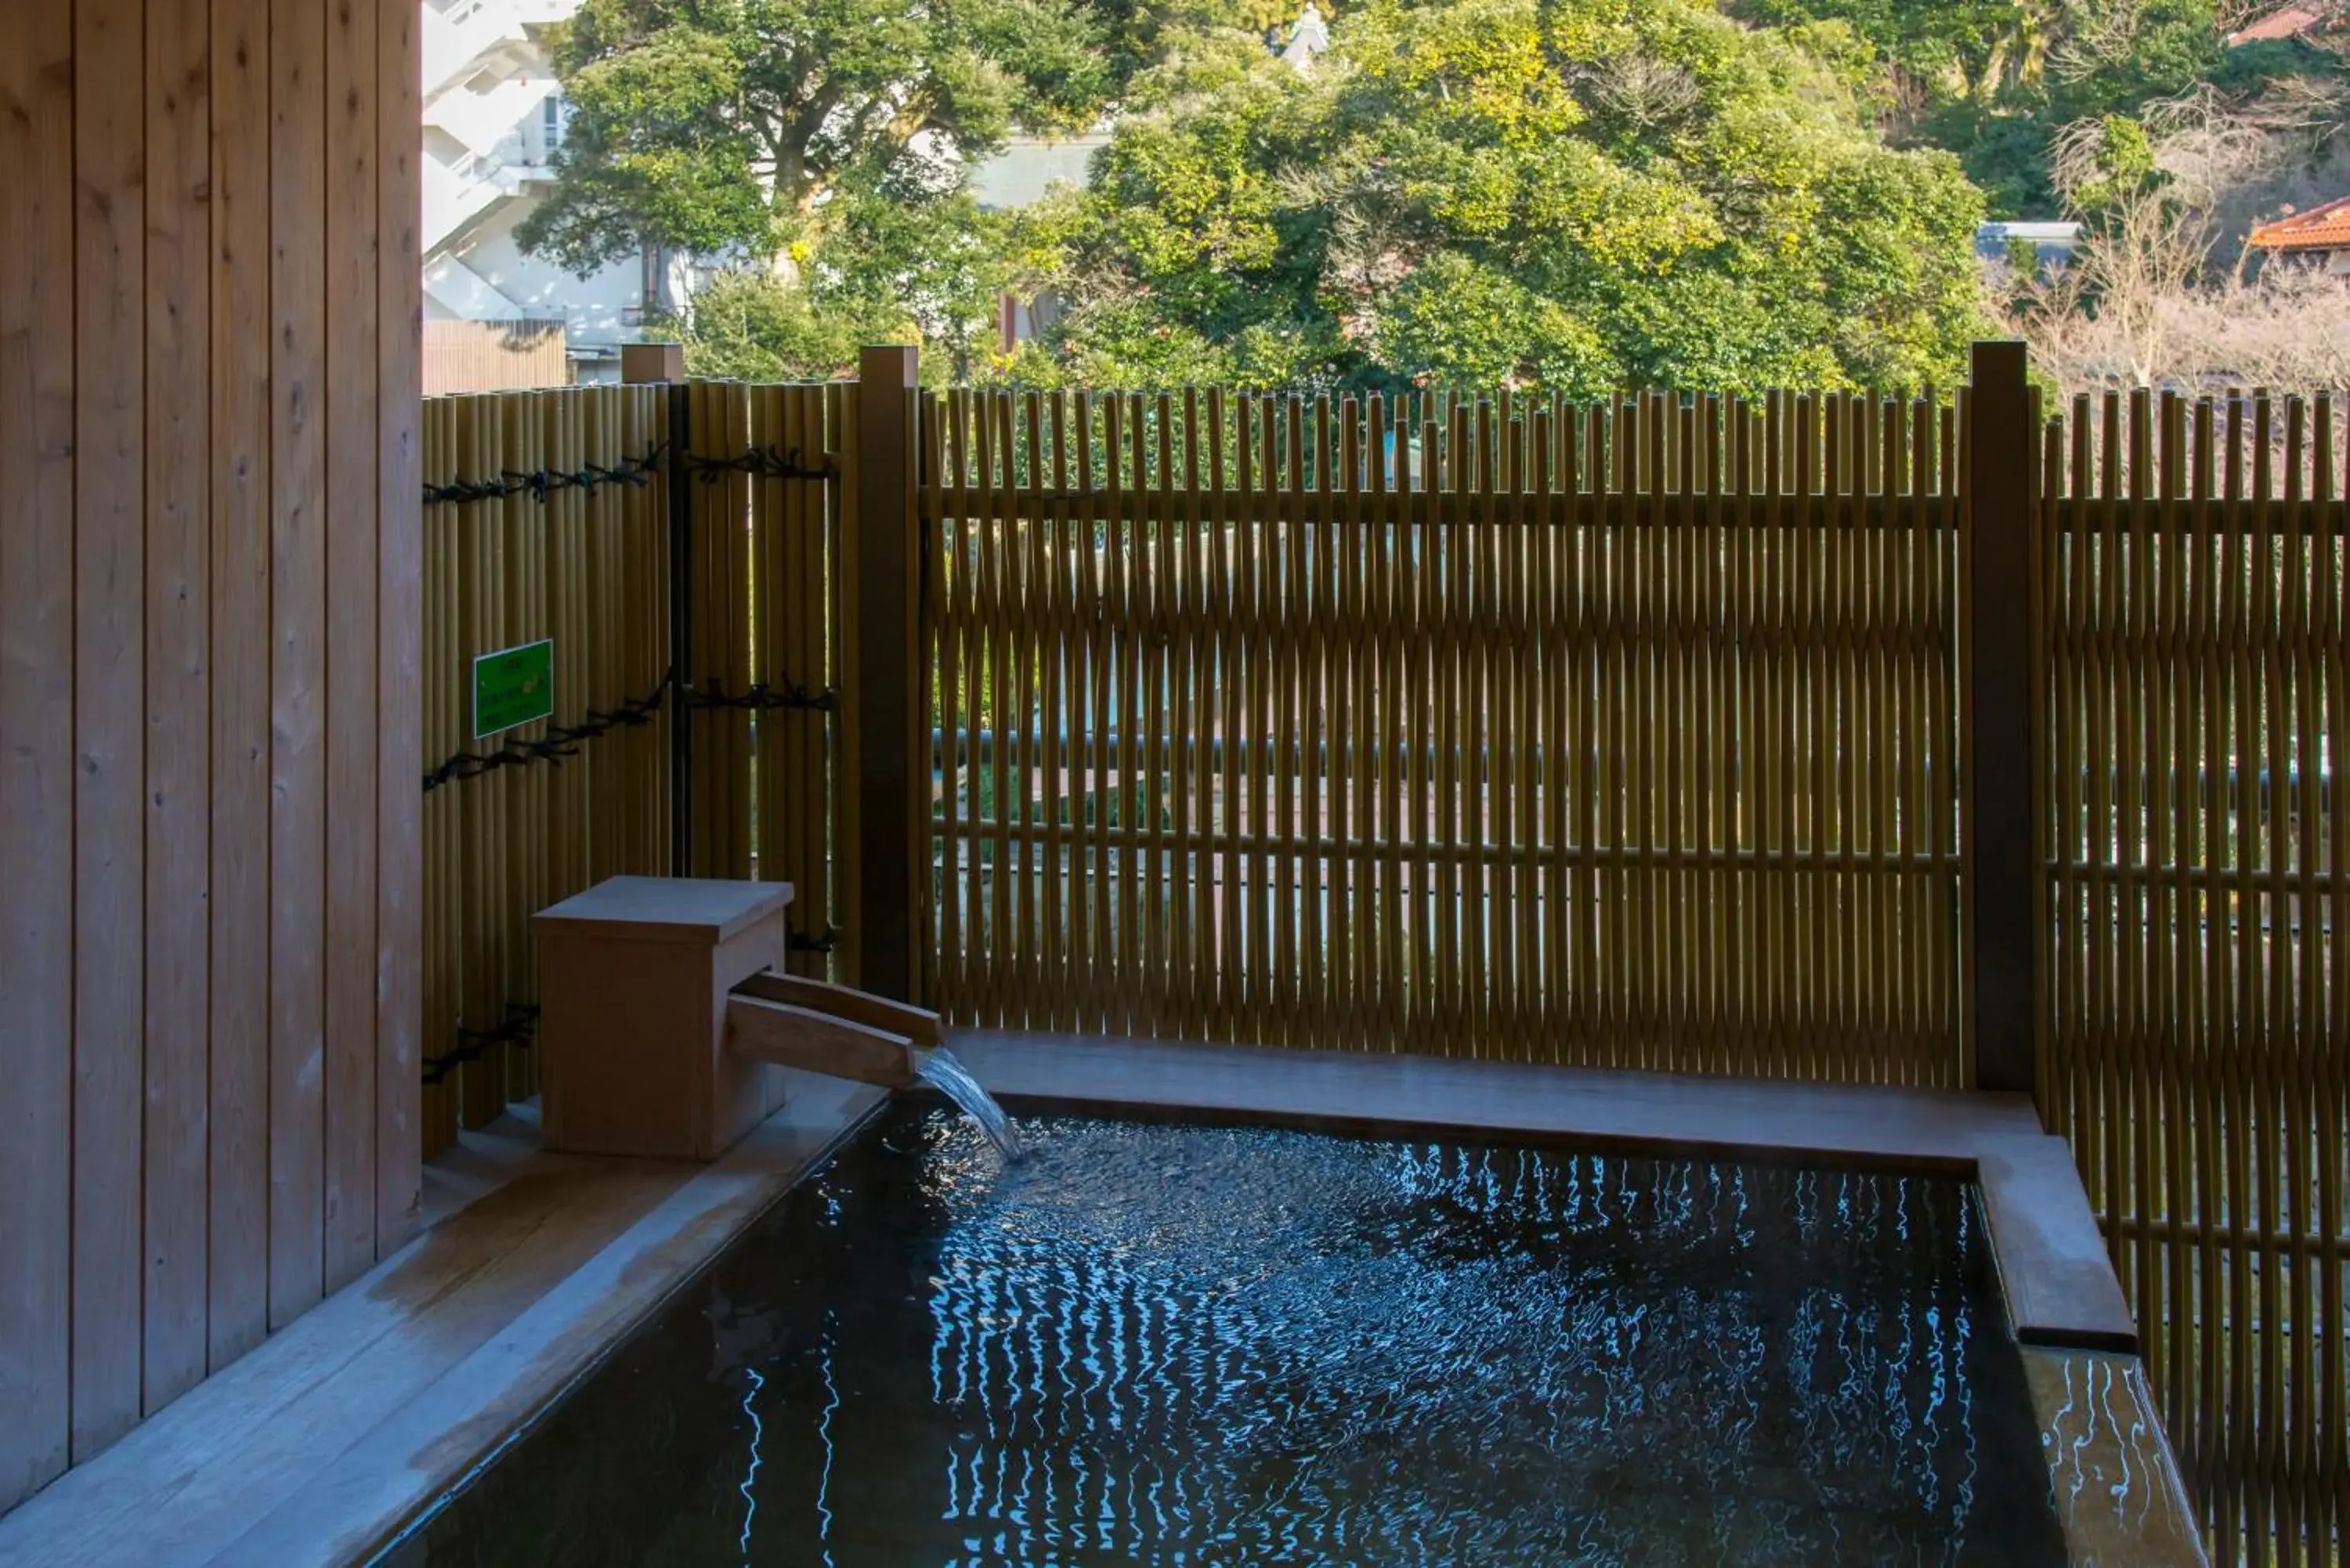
[375,0,424,1262]
[141,0,214,1419]
[0,0,420,1512]
[0,0,81,1513]
[70,0,150,1461]
[207,0,275,1380]
[266,0,329,1331]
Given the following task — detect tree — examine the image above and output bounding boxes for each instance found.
[1022,0,1990,396]
[1751,0,2350,220]
[1734,0,2044,107]
[1998,83,2350,396]
[519,0,1113,277]
[667,187,1027,385]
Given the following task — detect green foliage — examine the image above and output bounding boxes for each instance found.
[667,272,866,383]
[1028,0,1990,396]
[2067,114,2164,213]
[1381,254,1621,399]
[1748,0,2346,221]
[568,0,2347,399]
[1733,0,2027,99]
[670,186,1023,385]
[522,0,1113,273]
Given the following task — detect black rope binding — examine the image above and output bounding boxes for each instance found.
[422,678,671,794]
[682,676,840,714]
[423,443,667,507]
[423,1003,539,1087]
[685,446,837,483]
[418,669,839,795]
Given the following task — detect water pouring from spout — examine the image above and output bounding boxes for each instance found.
[915,1047,1023,1160]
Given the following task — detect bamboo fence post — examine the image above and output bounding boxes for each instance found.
[1964,341,2041,1098]
[853,345,922,1002]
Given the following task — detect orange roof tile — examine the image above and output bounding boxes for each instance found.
[2247,194,2350,251]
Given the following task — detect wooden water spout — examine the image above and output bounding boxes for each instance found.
[725,974,942,1090]
[533,875,950,1160]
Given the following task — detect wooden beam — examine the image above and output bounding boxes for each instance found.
[732,970,945,1047]
[725,993,920,1089]
[1964,341,2043,1100]
[852,345,921,1001]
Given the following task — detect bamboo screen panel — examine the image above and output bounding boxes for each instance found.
[420,387,674,1156]
[921,388,1966,1084]
[2041,390,2346,1567]
[685,381,860,981]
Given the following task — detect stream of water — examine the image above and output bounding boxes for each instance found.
[912,1046,1022,1159]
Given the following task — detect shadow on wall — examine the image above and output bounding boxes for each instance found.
[424,318,571,395]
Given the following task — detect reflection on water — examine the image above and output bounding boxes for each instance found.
[402,1108,2066,1567]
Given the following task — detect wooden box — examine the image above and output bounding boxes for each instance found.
[533,876,795,1160]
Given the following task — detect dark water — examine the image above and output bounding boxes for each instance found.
[399,1106,2066,1567]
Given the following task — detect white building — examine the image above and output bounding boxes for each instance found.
[422,0,655,385]
[1975,221,2082,273]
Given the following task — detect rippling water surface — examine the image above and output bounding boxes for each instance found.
[407,1106,2066,1566]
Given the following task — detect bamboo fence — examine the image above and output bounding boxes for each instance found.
[410,369,2345,1567]
[2041,388,2345,1567]
[419,385,671,1154]
[920,387,1969,1084]
[683,381,858,981]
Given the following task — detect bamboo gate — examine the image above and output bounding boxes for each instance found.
[417,355,2343,1567]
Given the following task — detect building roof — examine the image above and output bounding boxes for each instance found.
[2247,194,2350,251]
[2227,0,2343,43]
[1978,222,2082,242]
[1974,220,2081,263]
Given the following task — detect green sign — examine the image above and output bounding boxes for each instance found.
[472,639,555,739]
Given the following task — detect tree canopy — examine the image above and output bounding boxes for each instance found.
[519,0,1114,274]
[1014,0,1989,396]
[1738,0,2350,219]
[560,0,2347,397]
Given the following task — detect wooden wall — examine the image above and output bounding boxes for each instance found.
[421,319,572,396]
[0,0,421,1514]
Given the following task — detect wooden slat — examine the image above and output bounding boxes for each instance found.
[72,0,150,1460]
[324,0,381,1295]
[376,0,423,1256]
[0,0,79,1509]
[142,0,215,1418]
[208,0,274,1370]
[266,0,329,1329]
